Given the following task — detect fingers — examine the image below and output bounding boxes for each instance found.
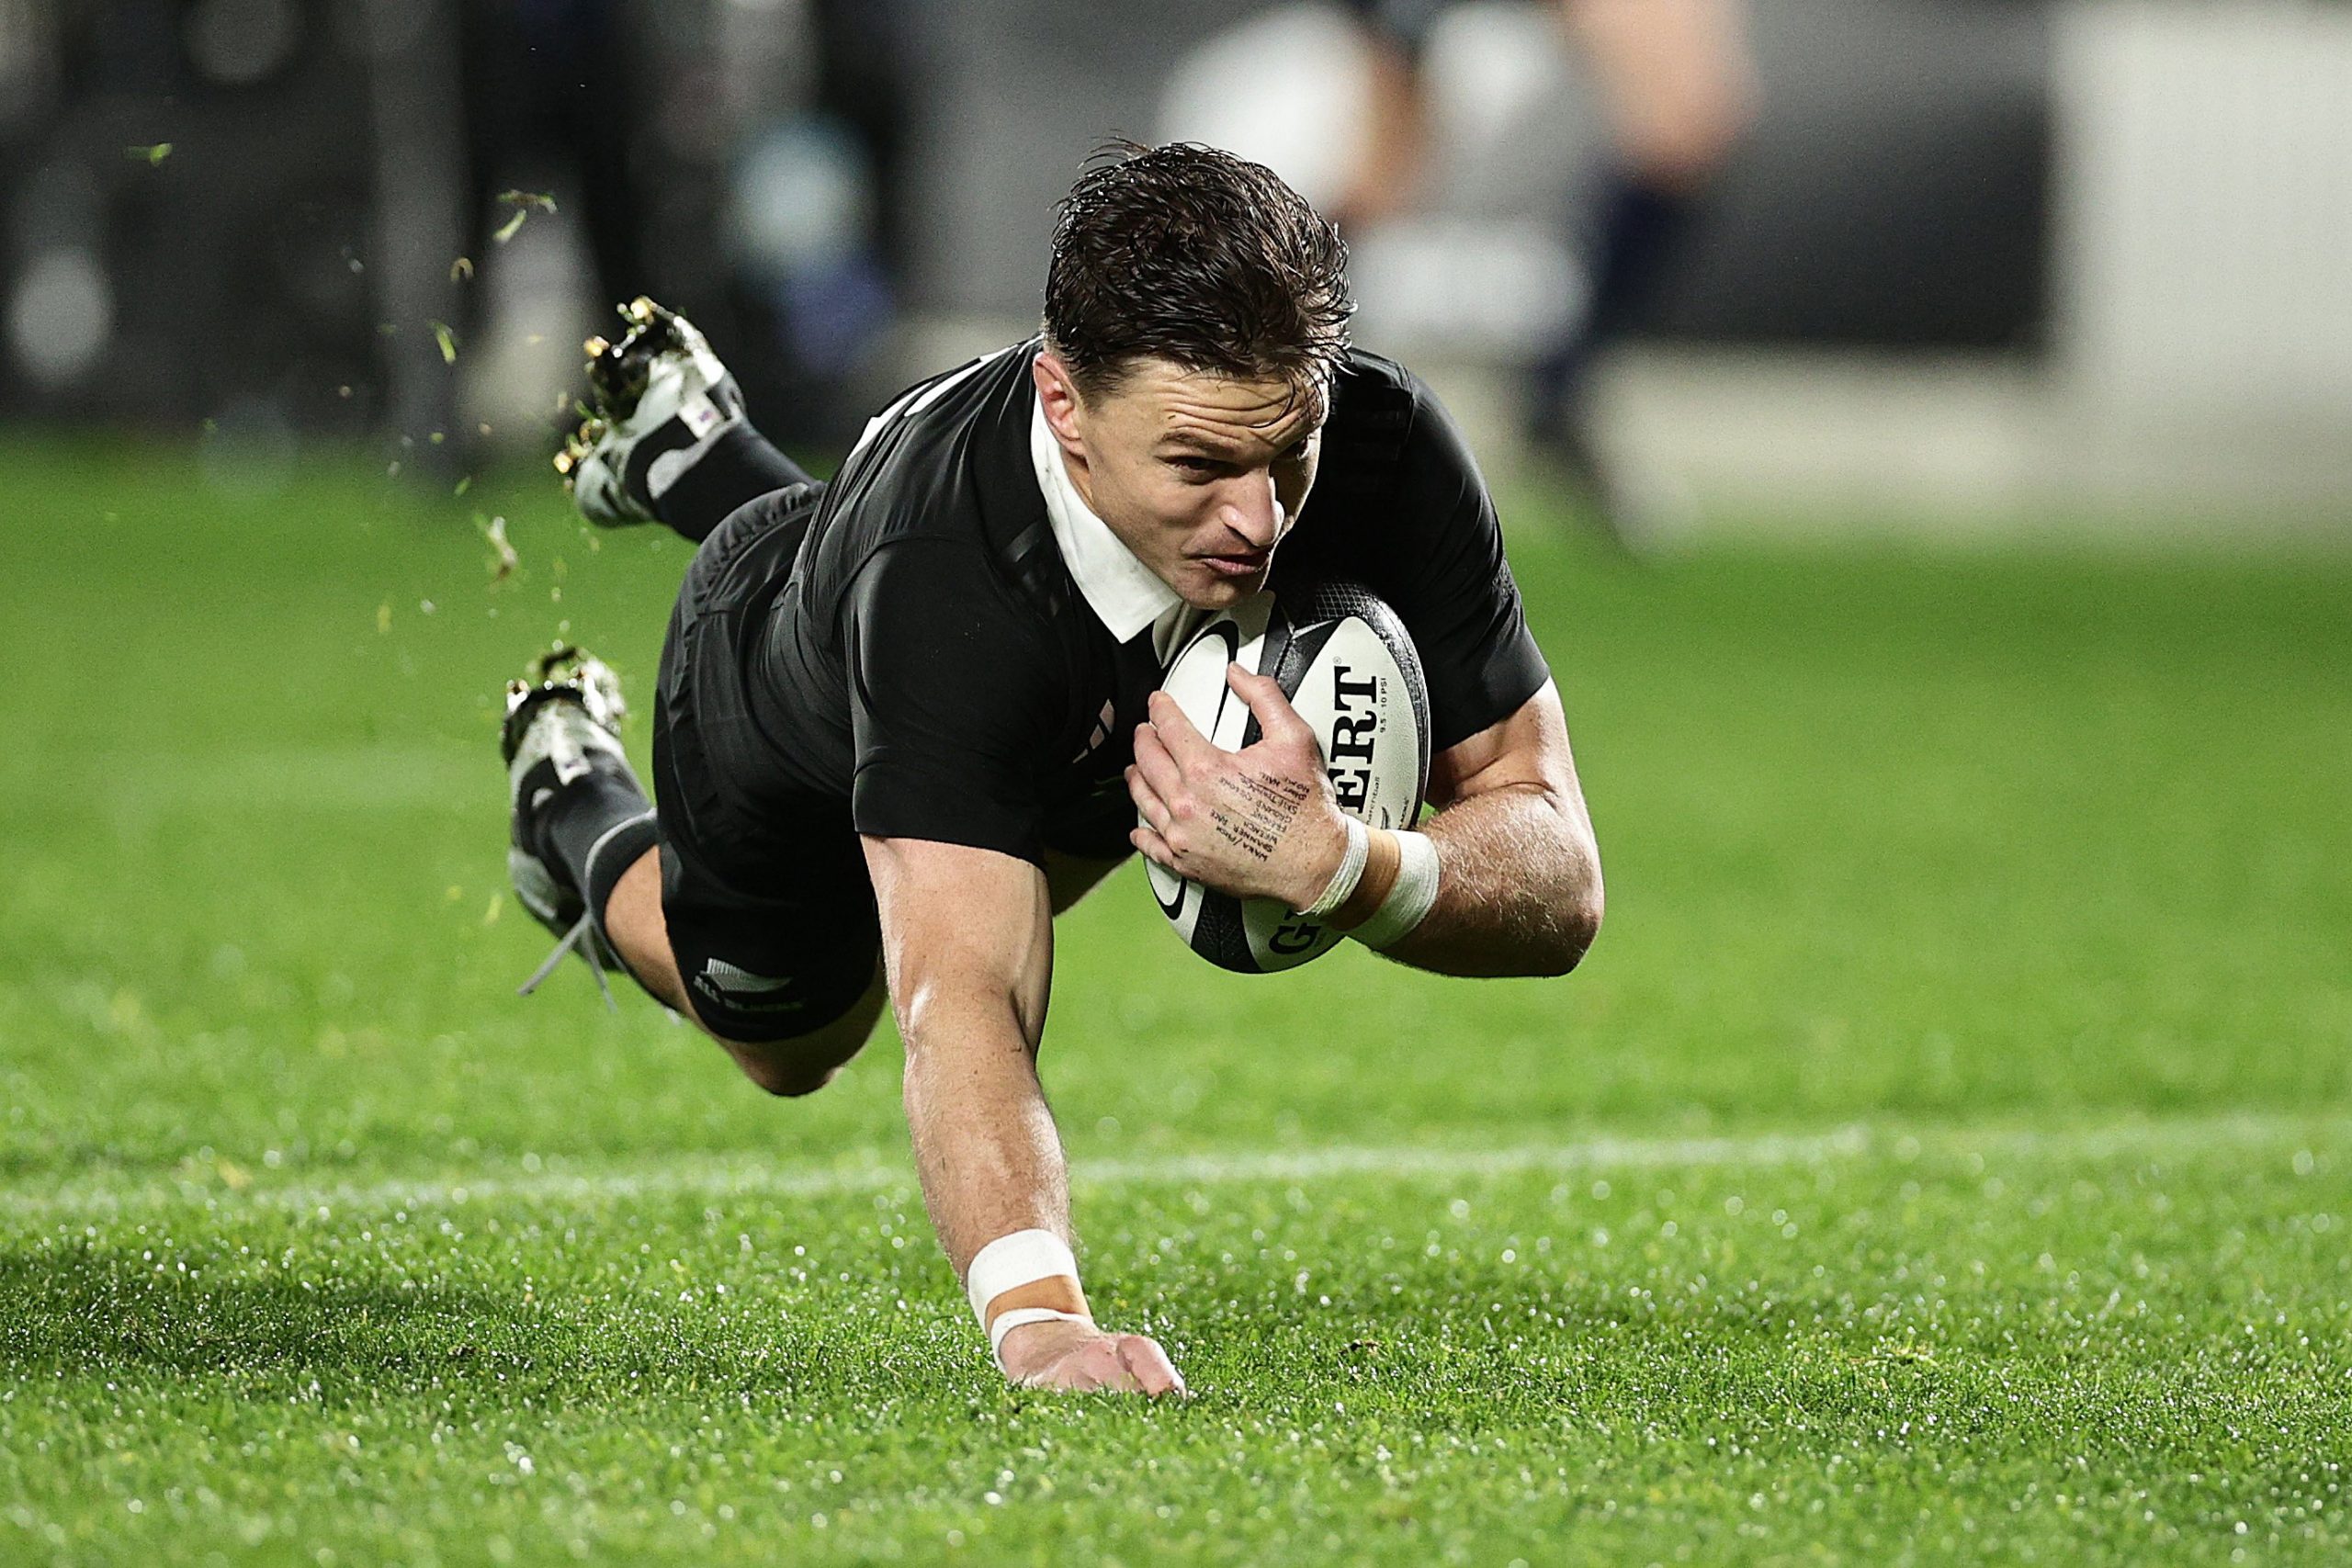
[1023,1339,1135,1393]
[1227,663,1317,750]
[1000,1320,1190,1399]
[1129,723,1193,863]
[1115,1334,1188,1398]
[1126,766,1169,833]
[1145,664,1309,783]
[1029,1336,1187,1397]
[1142,666,1304,789]
[1129,823,1178,872]
[1131,723,1185,804]
[1144,689,1221,766]
[1083,1341,1147,1393]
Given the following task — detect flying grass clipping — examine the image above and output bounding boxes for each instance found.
[493,189,558,245]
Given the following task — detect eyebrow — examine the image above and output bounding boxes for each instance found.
[1157,425,1317,461]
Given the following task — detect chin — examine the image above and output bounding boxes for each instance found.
[1183,567,1269,608]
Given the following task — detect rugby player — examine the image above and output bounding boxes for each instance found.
[501,143,1603,1396]
[1335,0,1757,542]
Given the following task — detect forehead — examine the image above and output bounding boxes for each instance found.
[1102,357,1325,450]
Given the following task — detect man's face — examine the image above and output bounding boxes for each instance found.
[1035,353,1324,610]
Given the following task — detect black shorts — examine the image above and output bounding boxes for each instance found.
[652,483,881,1042]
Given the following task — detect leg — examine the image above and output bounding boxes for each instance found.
[1545,0,1756,380]
[501,473,878,1092]
[601,846,887,1096]
[563,299,817,543]
[502,645,662,990]
[1044,851,1128,914]
[1565,0,1756,193]
[1528,0,1758,535]
[649,427,815,545]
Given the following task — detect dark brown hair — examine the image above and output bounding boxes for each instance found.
[1043,141,1353,415]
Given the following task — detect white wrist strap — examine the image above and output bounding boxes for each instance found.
[1349,830,1441,949]
[968,1232,1086,1363]
[966,1229,1088,1365]
[989,1305,1091,1359]
[1298,815,1370,919]
[966,1229,1080,1324]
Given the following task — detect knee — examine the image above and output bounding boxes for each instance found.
[686,964,881,1096]
[707,1015,869,1097]
[733,1054,842,1099]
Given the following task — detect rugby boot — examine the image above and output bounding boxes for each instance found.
[555,297,750,526]
[501,644,636,998]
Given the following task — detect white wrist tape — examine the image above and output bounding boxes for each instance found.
[1349,830,1441,949]
[965,1228,1081,1330]
[1298,815,1370,919]
[988,1305,1091,1359]
[967,1229,1090,1369]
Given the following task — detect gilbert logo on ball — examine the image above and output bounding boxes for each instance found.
[1147,581,1430,973]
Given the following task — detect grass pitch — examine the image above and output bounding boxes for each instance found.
[2,440,2348,1565]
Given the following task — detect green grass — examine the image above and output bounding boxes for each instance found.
[2,437,2348,1565]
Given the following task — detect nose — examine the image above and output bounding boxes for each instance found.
[1217,474,1284,552]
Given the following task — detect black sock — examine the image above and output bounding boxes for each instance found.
[1585,175,1699,341]
[1530,173,1700,432]
[532,763,660,940]
[652,425,817,544]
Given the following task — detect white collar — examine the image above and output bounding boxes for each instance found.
[1029,391,1186,645]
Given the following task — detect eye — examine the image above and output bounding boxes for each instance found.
[1167,455,1225,477]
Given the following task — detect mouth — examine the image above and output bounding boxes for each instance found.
[1197,548,1270,580]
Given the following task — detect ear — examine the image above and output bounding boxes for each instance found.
[1032,351,1089,454]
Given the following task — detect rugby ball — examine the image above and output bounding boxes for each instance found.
[1145,581,1430,972]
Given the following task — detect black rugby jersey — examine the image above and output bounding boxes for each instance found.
[736,340,1550,866]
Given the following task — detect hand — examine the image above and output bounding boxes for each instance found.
[997,1317,1188,1396]
[1127,664,1350,911]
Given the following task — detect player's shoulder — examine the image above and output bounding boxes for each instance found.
[818,340,1046,560]
[1332,344,1424,408]
[855,340,1036,461]
[1323,345,1470,483]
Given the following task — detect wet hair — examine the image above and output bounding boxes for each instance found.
[1043,141,1353,419]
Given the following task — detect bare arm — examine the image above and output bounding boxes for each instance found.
[862,834,1182,1394]
[1129,673,1601,979]
[1361,681,1603,976]
[865,836,1060,1261]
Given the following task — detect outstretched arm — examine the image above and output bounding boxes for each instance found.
[862,834,1185,1395]
[1129,672,1602,978]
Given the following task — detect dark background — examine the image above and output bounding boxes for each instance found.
[0,0,2050,448]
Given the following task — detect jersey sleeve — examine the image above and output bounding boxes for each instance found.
[843,536,1064,863]
[1382,379,1553,753]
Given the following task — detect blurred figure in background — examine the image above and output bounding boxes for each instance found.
[451,0,907,456]
[1335,0,1757,543]
[715,0,910,448]
[459,0,653,312]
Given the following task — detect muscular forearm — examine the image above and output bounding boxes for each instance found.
[867,836,1179,1393]
[1348,784,1602,977]
[902,994,1194,1393]
[899,994,1074,1278]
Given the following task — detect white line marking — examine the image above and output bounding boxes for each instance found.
[6,1111,2342,1224]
